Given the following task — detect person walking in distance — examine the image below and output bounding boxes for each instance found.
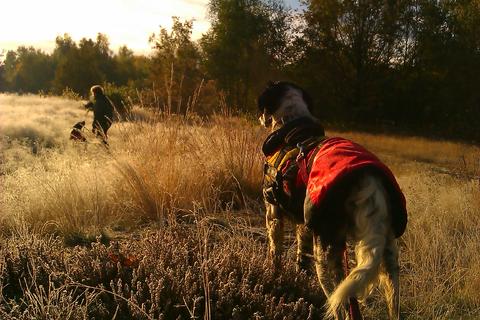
[85,85,114,145]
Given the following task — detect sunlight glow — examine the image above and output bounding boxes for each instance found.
[0,0,211,54]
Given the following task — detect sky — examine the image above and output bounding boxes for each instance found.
[0,0,302,55]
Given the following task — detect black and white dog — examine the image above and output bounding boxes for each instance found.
[258,82,407,320]
[70,120,87,142]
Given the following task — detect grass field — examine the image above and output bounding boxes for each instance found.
[1,94,479,319]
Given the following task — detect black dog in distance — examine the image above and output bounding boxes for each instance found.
[70,121,87,142]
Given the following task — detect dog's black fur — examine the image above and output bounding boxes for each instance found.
[70,121,87,142]
[258,81,313,113]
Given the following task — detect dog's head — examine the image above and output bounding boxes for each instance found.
[257,81,313,130]
[73,121,86,130]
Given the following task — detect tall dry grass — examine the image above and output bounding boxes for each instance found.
[399,173,480,319]
[1,94,479,319]
[0,94,87,146]
[1,96,265,239]
[334,130,480,179]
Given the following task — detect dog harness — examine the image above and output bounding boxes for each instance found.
[262,118,325,220]
[263,119,407,238]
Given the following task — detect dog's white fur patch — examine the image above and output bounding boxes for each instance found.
[271,87,312,127]
[259,113,269,127]
[260,86,313,130]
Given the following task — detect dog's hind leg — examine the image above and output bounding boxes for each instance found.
[379,233,400,320]
[295,224,313,272]
[313,234,347,319]
[265,203,284,270]
[326,175,388,319]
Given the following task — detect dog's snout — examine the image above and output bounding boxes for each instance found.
[259,114,272,127]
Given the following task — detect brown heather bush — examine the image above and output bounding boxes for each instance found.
[1,94,480,319]
[0,220,322,319]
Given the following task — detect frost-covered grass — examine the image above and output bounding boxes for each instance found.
[1,94,479,319]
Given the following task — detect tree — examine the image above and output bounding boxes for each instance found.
[297,0,410,122]
[115,46,137,86]
[149,17,202,113]
[52,33,116,95]
[201,0,291,111]
[295,0,480,140]
[0,50,6,91]
[405,0,480,136]
[1,47,54,93]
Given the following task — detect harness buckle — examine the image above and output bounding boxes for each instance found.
[296,142,306,161]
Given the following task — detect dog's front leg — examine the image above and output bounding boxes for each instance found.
[295,224,313,273]
[265,202,284,270]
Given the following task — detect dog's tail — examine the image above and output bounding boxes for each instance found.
[327,174,389,318]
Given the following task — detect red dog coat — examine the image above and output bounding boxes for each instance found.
[298,137,407,238]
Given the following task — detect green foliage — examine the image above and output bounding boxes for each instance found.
[149,17,203,113]
[102,82,136,119]
[52,33,116,95]
[296,0,412,121]
[1,47,54,93]
[0,33,150,100]
[114,46,149,88]
[292,0,480,141]
[201,0,291,112]
[0,50,6,91]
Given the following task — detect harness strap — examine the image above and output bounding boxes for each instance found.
[306,144,321,174]
[344,250,363,320]
[263,133,325,209]
[296,136,326,183]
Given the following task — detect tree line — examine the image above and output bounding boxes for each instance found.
[0,34,149,98]
[0,0,479,141]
